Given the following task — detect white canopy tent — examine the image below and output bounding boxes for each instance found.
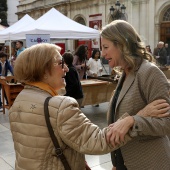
[11,8,100,40]
[0,14,35,57]
[0,14,35,40]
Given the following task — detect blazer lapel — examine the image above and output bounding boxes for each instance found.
[115,71,136,110]
[107,73,126,124]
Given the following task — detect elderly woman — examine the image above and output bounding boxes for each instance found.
[101,20,170,170]
[9,43,169,170]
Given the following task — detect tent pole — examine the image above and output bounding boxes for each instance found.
[65,39,68,52]
[9,39,11,58]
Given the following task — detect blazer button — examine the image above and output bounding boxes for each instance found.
[135,125,138,129]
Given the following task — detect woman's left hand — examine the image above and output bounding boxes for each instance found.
[137,99,170,118]
[106,116,134,147]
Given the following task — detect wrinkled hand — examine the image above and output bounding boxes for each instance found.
[106,116,134,147]
[137,99,170,118]
[81,63,85,68]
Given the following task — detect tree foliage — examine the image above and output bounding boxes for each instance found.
[0,0,8,26]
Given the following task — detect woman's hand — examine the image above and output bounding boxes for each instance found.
[81,63,85,68]
[106,116,134,147]
[137,99,170,118]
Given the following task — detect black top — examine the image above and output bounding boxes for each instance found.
[64,64,83,99]
[165,47,170,56]
[111,73,127,170]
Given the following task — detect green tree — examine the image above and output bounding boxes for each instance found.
[0,0,8,26]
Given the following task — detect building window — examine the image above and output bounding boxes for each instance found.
[76,17,86,26]
[166,28,170,34]
[163,8,170,21]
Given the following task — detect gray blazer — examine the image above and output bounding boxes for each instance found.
[108,60,170,169]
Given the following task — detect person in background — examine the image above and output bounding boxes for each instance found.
[87,49,103,77]
[9,43,168,170]
[62,52,84,107]
[145,45,152,54]
[153,41,167,66]
[0,45,4,51]
[0,51,14,110]
[73,44,88,80]
[87,49,103,107]
[165,43,170,65]
[101,20,170,170]
[16,40,25,57]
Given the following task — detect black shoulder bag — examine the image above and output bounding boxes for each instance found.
[44,97,71,170]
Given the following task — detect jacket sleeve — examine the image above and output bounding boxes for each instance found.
[130,64,170,137]
[98,59,103,70]
[86,58,94,76]
[8,62,14,75]
[56,97,131,155]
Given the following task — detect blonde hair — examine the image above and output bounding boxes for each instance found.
[101,20,152,71]
[14,43,61,83]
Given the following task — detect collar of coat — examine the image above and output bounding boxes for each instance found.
[26,81,58,96]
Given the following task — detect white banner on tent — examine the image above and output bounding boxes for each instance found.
[26,34,50,47]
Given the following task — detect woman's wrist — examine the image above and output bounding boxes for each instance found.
[124,116,135,128]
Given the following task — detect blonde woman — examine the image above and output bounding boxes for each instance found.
[101,20,170,170]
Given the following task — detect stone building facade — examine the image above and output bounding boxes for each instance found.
[7,0,19,26]
[16,0,170,52]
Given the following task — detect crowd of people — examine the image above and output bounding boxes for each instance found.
[0,41,25,110]
[146,41,170,67]
[0,20,170,170]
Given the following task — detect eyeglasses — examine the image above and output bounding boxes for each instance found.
[54,58,65,69]
[61,58,64,69]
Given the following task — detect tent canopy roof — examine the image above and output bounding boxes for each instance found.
[12,8,100,40]
[0,14,35,40]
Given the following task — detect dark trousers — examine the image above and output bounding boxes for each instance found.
[0,84,8,107]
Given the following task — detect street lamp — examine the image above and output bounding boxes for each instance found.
[110,1,126,20]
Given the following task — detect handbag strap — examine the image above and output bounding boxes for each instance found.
[44,97,71,170]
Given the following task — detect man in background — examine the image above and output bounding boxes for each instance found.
[0,51,14,111]
[16,41,25,57]
[153,41,167,66]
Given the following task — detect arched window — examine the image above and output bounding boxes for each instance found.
[75,17,86,26]
[163,8,170,21]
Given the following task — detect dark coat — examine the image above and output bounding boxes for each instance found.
[0,60,13,76]
[153,47,167,65]
[64,64,83,99]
